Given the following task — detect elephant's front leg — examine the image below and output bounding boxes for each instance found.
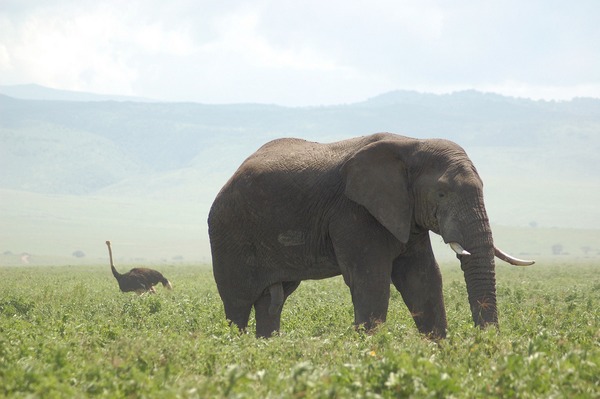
[331,217,394,331]
[348,269,392,331]
[392,232,447,339]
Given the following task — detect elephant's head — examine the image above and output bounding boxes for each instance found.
[343,137,533,328]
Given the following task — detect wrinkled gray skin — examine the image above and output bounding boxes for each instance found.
[208,133,500,338]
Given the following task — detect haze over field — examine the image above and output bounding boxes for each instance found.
[1,1,599,263]
[1,86,599,263]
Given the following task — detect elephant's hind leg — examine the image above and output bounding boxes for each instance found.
[223,301,252,334]
[254,294,281,338]
[254,281,300,338]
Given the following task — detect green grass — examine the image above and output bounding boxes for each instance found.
[1,262,598,398]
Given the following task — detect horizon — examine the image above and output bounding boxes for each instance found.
[1,83,599,107]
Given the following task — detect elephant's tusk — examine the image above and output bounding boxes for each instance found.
[449,242,471,256]
[494,247,535,266]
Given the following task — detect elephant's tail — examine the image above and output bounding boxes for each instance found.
[268,283,284,316]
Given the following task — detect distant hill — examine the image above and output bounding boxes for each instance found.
[0,84,154,102]
[1,86,599,261]
[1,88,599,194]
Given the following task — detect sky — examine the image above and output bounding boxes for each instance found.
[1,0,599,106]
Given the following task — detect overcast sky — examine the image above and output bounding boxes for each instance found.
[1,0,599,106]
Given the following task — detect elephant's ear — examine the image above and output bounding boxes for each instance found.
[341,140,412,244]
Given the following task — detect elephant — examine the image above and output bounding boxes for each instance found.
[208,133,534,338]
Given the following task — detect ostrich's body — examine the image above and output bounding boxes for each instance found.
[106,241,172,294]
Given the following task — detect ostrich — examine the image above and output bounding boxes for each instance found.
[106,240,173,294]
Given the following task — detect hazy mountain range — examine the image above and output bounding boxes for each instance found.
[1,84,599,262]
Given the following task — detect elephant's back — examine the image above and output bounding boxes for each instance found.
[208,133,402,228]
[239,134,388,172]
[246,137,334,170]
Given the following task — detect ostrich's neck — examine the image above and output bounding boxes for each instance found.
[111,264,121,278]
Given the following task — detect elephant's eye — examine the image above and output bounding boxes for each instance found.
[438,192,446,198]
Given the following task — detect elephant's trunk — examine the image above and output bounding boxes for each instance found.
[438,203,498,327]
[459,229,498,327]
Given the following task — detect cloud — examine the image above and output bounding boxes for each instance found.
[204,10,340,72]
[1,3,135,94]
[0,0,599,105]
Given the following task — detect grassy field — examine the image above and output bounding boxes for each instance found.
[0,262,598,398]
